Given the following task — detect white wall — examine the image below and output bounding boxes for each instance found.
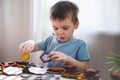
[0,0,33,62]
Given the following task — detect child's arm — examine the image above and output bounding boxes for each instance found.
[66,56,89,72]
[48,51,89,72]
[19,40,40,54]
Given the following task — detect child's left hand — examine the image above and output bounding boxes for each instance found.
[48,51,69,62]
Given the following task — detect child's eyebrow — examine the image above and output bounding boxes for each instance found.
[52,26,57,28]
[62,25,70,28]
[52,25,70,28]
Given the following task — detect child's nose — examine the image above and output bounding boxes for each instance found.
[57,29,64,35]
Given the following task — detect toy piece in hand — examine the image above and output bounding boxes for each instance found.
[47,67,65,74]
[40,52,52,63]
[21,53,30,61]
[61,64,81,79]
[84,68,100,80]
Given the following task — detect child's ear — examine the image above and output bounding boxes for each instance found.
[75,21,79,29]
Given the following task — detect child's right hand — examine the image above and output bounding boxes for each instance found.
[19,40,36,54]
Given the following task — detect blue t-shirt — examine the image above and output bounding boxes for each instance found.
[37,35,90,67]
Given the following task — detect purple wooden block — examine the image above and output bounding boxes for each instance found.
[40,52,52,63]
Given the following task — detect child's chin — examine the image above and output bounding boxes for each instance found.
[61,39,68,42]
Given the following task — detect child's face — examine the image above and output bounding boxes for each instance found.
[51,15,79,42]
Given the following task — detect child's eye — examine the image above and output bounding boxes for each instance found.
[63,27,68,30]
[53,27,58,30]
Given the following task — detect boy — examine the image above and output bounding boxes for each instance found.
[19,1,90,72]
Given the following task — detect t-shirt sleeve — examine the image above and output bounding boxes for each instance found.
[37,36,53,51]
[77,42,90,61]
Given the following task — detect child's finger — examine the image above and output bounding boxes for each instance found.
[48,52,59,59]
[54,57,62,62]
[19,43,26,53]
[48,52,56,57]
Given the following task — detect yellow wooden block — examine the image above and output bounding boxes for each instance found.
[21,53,30,61]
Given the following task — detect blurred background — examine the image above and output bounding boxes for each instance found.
[0,0,120,79]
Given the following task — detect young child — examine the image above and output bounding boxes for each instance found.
[19,1,90,72]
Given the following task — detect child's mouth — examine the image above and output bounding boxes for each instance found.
[60,37,65,41]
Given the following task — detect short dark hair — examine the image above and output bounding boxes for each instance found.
[50,1,79,24]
